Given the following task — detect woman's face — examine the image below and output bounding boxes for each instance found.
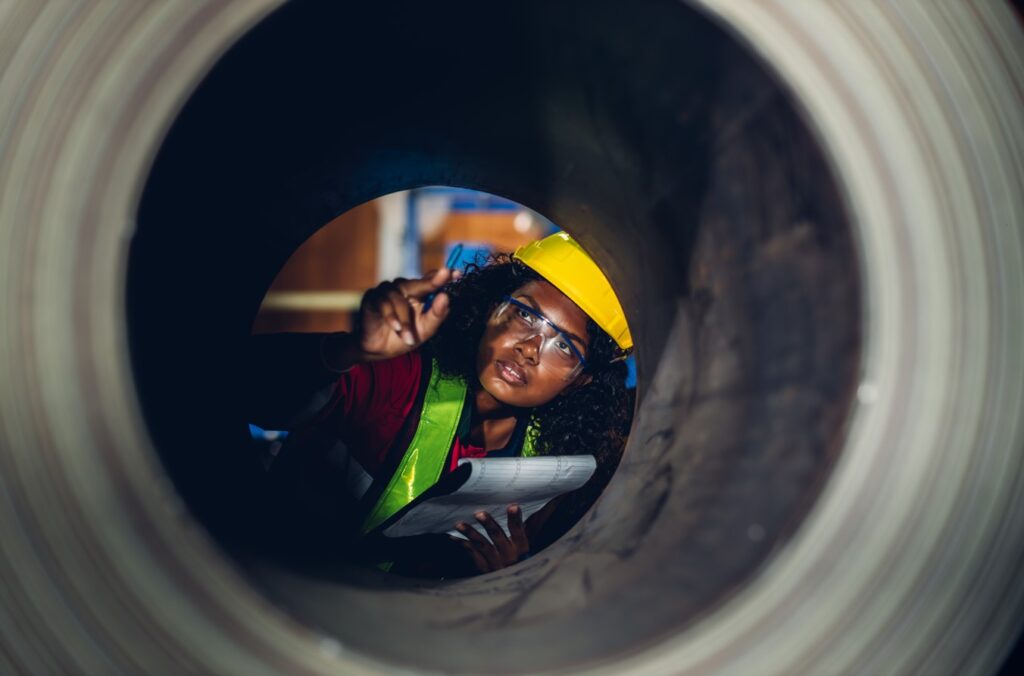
[476,279,591,408]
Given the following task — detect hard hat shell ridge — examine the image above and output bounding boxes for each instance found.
[513,232,633,352]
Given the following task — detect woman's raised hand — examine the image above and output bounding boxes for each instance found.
[355,267,457,361]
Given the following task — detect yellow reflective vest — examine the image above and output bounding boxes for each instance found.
[360,358,536,534]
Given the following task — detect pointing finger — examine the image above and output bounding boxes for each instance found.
[414,291,450,341]
[395,268,452,299]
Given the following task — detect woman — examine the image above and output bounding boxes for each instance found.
[248,232,633,576]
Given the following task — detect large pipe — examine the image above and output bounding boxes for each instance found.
[1,1,1022,673]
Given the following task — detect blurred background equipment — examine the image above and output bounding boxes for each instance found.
[252,187,557,335]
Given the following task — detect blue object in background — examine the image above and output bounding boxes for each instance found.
[249,423,288,441]
[445,241,491,272]
[625,354,636,388]
[420,186,520,212]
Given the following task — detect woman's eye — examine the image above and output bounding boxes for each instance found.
[515,308,535,324]
[554,340,573,357]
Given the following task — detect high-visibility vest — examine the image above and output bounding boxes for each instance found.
[360,358,537,534]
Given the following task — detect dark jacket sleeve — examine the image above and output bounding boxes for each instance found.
[242,332,344,430]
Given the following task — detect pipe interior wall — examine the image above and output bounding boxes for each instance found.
[1,0,1021,673]
[129,2,859,671]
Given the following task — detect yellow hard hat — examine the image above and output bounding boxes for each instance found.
[513,232,633,351]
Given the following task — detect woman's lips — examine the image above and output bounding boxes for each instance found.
[496,360,527,385]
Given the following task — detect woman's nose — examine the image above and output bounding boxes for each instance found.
[514,334,543,363]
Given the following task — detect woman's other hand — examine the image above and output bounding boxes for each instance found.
[452,504,530,573]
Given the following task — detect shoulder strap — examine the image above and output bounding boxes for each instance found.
[522,423,538,457]
[360,358,468,534]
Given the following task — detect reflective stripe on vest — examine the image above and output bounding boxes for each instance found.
[360,358,538,534]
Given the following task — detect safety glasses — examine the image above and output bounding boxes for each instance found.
[493,295,588,380]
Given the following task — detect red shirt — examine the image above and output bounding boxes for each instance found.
[317,350,489,477]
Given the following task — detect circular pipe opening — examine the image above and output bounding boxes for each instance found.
[128,1,860,671]
[245,187,635,578]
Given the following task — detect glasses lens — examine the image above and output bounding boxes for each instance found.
[495,299,585,379]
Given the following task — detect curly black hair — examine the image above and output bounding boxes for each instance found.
[426,253,633,532]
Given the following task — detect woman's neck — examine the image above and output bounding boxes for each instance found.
[470,384,520,451]
[472,384,518,420]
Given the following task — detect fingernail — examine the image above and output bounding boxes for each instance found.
[509,505,519,514]
[390,319,402,331]
[475,511,487,520]
[402,331,415,346]
[455,522,468,531]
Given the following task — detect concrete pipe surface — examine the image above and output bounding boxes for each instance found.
[1,1,1022,674]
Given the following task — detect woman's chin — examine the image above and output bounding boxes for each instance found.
[479,374,534,409]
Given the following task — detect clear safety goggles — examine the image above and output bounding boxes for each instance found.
[492,295,589,380]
